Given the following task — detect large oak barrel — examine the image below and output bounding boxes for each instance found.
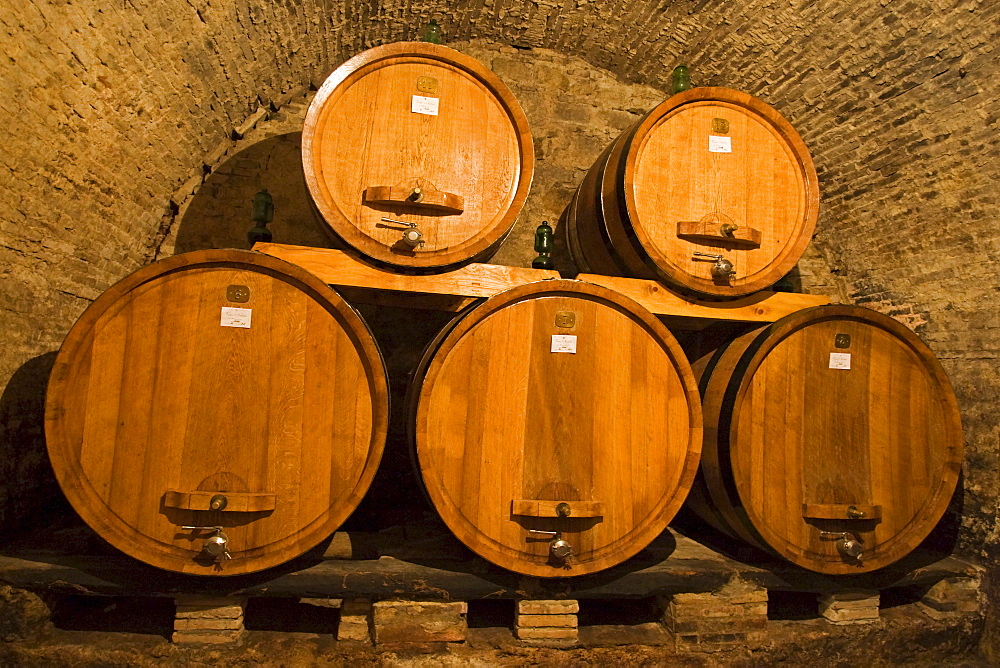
[302,42,534,271]
[565,87,819,298]
[409,280,702,577]
[688,305,963,574]
[45,250,389,576]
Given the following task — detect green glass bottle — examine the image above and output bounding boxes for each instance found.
[671,65,692,94]
[422,19,442,44]
[532,221,554,270]
[770,271,798,293]
[247,188,274,247]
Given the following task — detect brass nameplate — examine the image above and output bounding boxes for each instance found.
[417,76,438,94]
[712,118,729,134]
[555,311,576,328]
[226,285,250,303]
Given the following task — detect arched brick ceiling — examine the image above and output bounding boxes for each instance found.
[1,0,998,554]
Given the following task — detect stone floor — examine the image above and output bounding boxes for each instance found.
[0,589,991,667]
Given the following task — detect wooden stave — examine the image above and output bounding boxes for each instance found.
[302,42,534,272]
[45,249,390,576]
[565,87,819,298]
[410,279,703,577]
[689,305,964,574]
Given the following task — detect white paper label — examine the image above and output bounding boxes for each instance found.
[829,352,851,369]
[550,335,577,354]
[411,95,440,116]
[709,135,732,153]
[221,307,252,329]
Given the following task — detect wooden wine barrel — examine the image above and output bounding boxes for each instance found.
[688,305,963,574]
[45,250,389,576]
[410,280,702,577]
[302,42,534,271]
[565,87,819,298]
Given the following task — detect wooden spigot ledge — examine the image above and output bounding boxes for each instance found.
[252,243,830,321]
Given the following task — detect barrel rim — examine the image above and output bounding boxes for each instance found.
[719,304,963,574]
[412,278,703,577]
[44,249,390,576]
[302,41,535,270]
[617,86,820,296]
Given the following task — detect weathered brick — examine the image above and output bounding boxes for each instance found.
[300,597,343,609]
[820,606,880,623]
[338,599,372,642]
[917,600,980,621]
[921,577,980,606]
[661,583,770,646]
[175,605,246,620]
[515,614,578,628]
[515,626,579,640]
[371,601,467,644]
[675,630,766,652]
[818,590,880,606]
[172,628,244,644]
[915,577,981,620]
[517,600,579,615]
[667,616,767,634]
[667,601,769,619]
[174,617,244,631]
[671,587,769,607]
[818,590,881,624]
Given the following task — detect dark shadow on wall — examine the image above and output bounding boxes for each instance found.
[172,132,338,255]
[0,352,71,545]
[919,471,964,557]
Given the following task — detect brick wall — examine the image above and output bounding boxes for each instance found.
[0,0,997,655]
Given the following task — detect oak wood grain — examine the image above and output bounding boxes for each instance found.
[676,220,762,248]
[688,305,963,574]
[45,250,389,576]
[302,42,533,270]
[363,185,464,214]
[577,273,829,321]
[410,279,702,577]
[511,500,605,518]
[253,243,559,299]
[566,87,819,297]
[163,491,278,513]
[801,503,883,521]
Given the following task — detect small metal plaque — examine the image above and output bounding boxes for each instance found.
[417,76,438,94]
[227,285,250,303]
[555,311,576,328]
[835,333,851,349]
[712,117,730,134]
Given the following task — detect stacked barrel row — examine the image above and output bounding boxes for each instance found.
[45,43,962,581]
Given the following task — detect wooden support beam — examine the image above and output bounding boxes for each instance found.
[0,531,979,601]
[576,274,831,323]
[252,243,830,322]
[252,243,560,302]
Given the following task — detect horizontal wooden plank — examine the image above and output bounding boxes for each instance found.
[253,244,829,322]
[802,503,883,521]
[252,243,560,297]
[511,500,605,518]
[163,490,277,513]
[576,274,830,322]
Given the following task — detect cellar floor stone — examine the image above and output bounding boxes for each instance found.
[0,607,991,667]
